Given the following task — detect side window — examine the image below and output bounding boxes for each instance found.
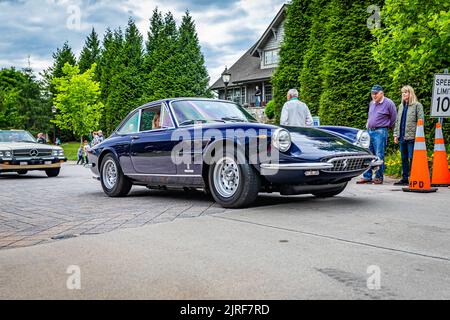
[161,104,174,128]
[118,112,140,134]
[140,107,161,131]
[139,104,174,131]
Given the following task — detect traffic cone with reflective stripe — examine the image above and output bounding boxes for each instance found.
[431,122,450,187]
[403,119,437,193]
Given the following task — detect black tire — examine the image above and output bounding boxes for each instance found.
[16,170,28,175]
[45,168,60,177]
[312,182,348,198]
[208,148,260,208]
[100,154,132,197]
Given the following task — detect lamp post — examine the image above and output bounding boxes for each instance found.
[221,67,231,100]
[51,105,57,144]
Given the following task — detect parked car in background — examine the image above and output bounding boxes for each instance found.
[0,130,67,177]
[87,98,381,208]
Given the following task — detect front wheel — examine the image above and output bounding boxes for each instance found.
[312,182,348,198]
[208,149,260,208]
[100,154,132,197]
[45,168,60,177]
[17,170,28,175]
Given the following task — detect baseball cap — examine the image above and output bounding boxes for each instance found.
[371,85,384,93]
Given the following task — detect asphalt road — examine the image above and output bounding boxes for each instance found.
[0,163,449,299]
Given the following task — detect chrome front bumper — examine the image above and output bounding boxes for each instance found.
[260,157,383,176]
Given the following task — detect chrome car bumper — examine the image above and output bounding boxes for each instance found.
[260,156,383,176]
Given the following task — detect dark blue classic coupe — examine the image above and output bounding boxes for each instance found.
[87,98,381,208]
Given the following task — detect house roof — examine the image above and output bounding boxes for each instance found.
[210,48,276,90]
[250,4,287,57]
[210,4,287,91]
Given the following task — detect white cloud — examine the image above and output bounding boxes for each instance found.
[0,0,287,85]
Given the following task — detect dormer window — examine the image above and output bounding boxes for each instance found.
[264,49,280,66]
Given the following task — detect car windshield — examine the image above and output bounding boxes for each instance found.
[171,100,258,126]
[0,130,36,143]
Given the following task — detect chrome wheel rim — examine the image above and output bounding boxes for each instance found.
[213,156,240,198]
[102,159,117,190]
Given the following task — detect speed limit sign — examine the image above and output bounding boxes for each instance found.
[431,73,450,118]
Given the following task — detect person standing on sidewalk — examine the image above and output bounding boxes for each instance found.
[357,85,397,185]
[393,85,424,186]
[280,89,313,127]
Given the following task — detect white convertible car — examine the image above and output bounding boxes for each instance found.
[0,130,67,177]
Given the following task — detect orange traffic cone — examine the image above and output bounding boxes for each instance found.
[403,119,437,193]
[431,122,450,187]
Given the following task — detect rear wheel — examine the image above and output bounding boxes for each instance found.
[16,170,28,175]
[100,154,132,197]
[312,182,348,198]
[45,168,60,177]
[208,148,260,208]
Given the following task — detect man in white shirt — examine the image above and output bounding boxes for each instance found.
[280,89,313,127]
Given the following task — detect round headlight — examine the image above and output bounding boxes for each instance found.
[272,128,292,152]
[356,130,370,149]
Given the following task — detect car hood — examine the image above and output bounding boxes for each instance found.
[284,127,369,159]
[0,142,61,150]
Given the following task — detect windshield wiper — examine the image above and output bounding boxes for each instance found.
[221,117,246,122]
[179,119,208,126]
[179,119,226,126]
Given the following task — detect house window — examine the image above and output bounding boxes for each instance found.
[264,85,272,102]
[264,49,280,66]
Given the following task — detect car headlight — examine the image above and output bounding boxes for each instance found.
[356,130,370,149]
[272,128,292,152]
[53,149,65,156]
[0,150,12,157]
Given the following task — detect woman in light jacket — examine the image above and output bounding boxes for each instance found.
[393,85,424,185]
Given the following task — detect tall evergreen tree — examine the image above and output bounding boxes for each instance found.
[99,27,123,133]
[177,11,211,97]
[143,10,180,102]
[318,0,384,129]
[271,0,313,121]
[42,42,77,96]
[105,18,144,133]
[298,0,328,117]
[78,28,101,74]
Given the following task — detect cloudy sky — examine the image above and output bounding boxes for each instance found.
[0,0,286,85]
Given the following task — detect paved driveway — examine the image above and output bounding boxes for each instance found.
[0,163,229,249]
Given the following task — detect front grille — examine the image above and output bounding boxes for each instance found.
[13,149,53,157]
[322,155,375,173]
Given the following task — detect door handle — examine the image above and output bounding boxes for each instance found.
[131,136,140,140]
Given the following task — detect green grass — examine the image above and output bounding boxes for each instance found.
[61,141,81,161]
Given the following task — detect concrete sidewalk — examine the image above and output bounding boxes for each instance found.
[1,208,449,299]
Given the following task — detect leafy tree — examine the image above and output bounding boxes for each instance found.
[271,0,313,122]
[52,63,104,143]
[78,28,101,74]
[372,0,450,143]
[0,67,49,134]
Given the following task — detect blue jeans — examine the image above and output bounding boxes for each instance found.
[363,128,388,181]
[255,96,261,107]
[399,140,414,181]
